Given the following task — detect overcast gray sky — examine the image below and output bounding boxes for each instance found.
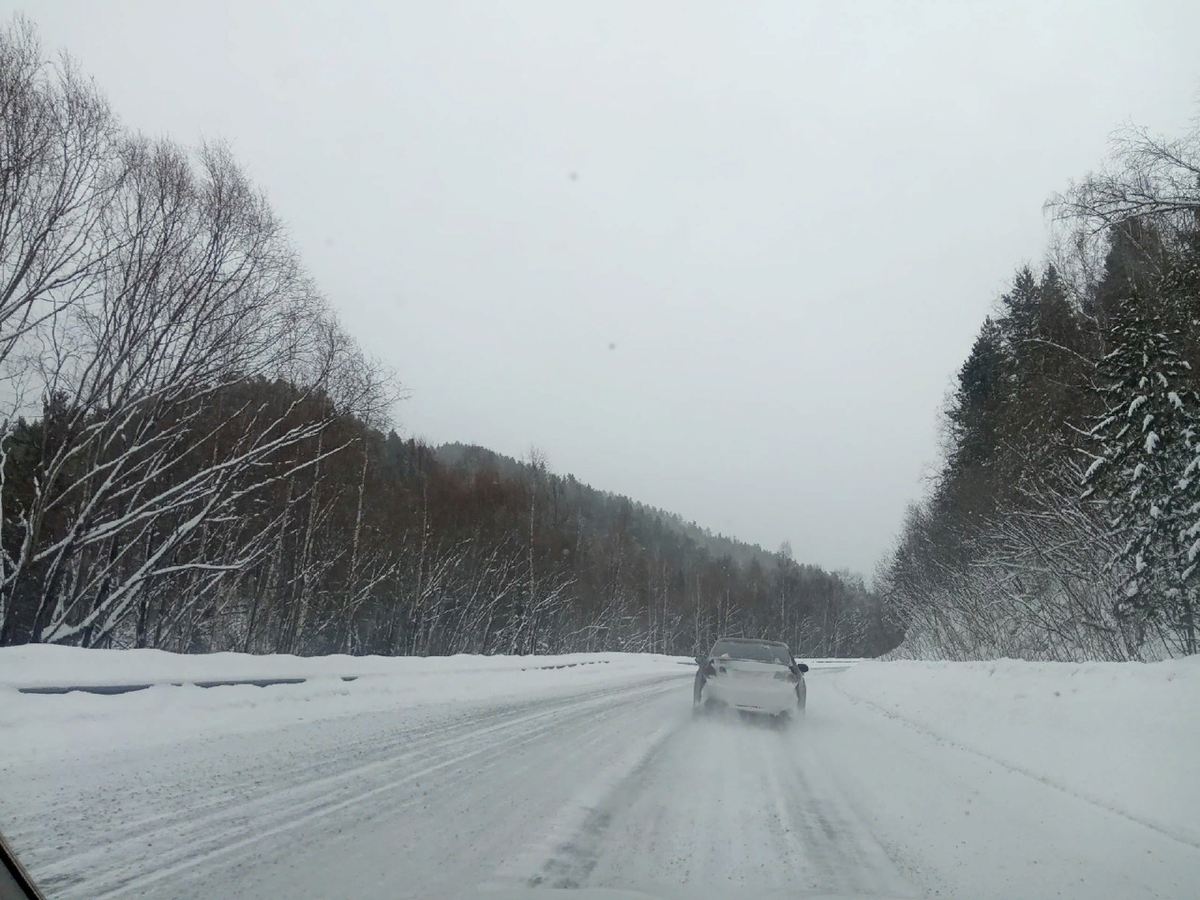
[20,1,1200,576]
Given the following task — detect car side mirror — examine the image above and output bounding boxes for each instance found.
[794,662,809,673]
[695,655,705,666]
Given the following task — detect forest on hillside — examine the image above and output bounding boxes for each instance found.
[877,117,1200,662]
[0,20,893,659]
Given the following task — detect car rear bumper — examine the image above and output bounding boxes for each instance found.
[702,678,798,715]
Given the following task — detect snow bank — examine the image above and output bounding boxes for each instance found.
[831,657,1200,847]
[0,647,690,764]
[0,644,678,689]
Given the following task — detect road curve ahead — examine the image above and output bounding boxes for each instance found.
[1,667,1196,900]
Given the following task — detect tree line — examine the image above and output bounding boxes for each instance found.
[877,114,1200,661]
[0,19,892,659]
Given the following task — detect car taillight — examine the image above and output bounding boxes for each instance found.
[703,661,716,677]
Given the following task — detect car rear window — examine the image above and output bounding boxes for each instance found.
[709,640,791,664]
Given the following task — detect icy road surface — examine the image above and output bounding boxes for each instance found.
[2,656,1198,900]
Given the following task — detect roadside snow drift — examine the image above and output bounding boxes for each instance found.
[830,657,1200,847]
[0,643,672,689]
[0,647,690,763]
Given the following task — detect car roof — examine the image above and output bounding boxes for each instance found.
[713,637,789,647]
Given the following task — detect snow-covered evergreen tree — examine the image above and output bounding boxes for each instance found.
[1083,294,1199,651]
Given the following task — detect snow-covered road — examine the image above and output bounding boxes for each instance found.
[2,655,1198,900]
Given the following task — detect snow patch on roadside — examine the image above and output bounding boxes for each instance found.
[0,647,689,764]
[0,644,676,689]
[830,657,1200,847]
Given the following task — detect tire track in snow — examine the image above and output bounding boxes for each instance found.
[523,720,688,889]
[84,680,641,853]
[515,709,919,897]
[16,674,685,900]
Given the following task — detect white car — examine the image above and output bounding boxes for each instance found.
[693,638,808,720]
